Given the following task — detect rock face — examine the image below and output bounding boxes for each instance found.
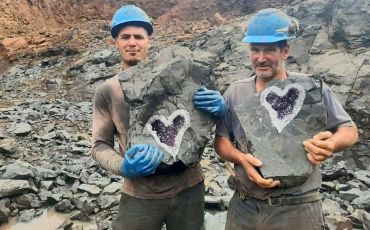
[287,0,370,168]
[120,45,215,167]
[234,74,325,187]
[329,0,370,50]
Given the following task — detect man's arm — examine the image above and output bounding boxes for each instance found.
[91,83,164,178]
[303,125,358,165]
[91,89,122,175]
[214,135,280,188]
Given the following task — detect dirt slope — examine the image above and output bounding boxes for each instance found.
[0,0,296,64]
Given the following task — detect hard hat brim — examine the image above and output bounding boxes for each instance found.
[242,36,295,43]
[111,21,153,38]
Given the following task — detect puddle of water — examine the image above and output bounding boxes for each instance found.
[0,208,95,230]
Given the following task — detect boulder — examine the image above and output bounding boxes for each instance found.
[120,45,216,167]
[0,179,30,198]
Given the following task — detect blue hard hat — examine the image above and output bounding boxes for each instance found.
[242,8,298,43]
[111,5,153,38]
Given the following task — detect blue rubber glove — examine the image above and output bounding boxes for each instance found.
[193,87,227,118]
[119,144,164,178]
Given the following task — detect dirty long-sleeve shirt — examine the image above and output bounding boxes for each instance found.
[91,76,203,199]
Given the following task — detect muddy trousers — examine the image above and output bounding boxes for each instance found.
[112,182,205,230]
[225,192,324,230]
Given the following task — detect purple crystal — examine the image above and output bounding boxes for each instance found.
[150,115,185,147]
[260,83,306,133]
[265,88,299,120]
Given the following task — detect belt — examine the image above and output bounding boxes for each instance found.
[238,190,321,206]
[267,191,321,206]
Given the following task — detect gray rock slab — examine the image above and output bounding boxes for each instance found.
[70,145,86,154]
[78,184,101,196]
[336,183,351,192]
[40,180,54,190]
[321,160,349,181]
[40,131,57,141]
[16,193,41,209]
[0,129,11,139]
[69,211,91,222]
[322,198,341,216]
[47,193,63,204]
[119,45,216,166]
[339,188,363,201]
[55,199,74,213]
[0,138,16,155]
[2,161,35,180]
[18,209,36,223]
[234,75,325,187]
[324,214,352,230]
[321,181,336,191]
[72,196,95,214]
[351,191,370,210]
[205,211,227,230]
[349,209,367,229]
[97,195,120,209]
[0,179,30,198]
[102,182,121,195]
[12,122,32,136]
[88,177,111,188]
[34,166,57,180]
[347,180,368,191]
[0,199,10,223]
[354,170,370,187]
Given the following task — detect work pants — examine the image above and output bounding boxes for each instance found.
[225,191,324,230]
[112,182,205,230]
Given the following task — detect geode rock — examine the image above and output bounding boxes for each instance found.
[234,73,326,187]
[118,45,215,167]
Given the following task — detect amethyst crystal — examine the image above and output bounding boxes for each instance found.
[261,83,306,133]
[150,115,185,147]
[145,109,191,158]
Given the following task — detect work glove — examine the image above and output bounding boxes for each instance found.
[119,144,164,178]
[193,87,227,119]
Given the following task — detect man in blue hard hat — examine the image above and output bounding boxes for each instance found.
[91,4,227,230]
[214,8,358,229]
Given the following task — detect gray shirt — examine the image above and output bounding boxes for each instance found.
[216,72,353,200]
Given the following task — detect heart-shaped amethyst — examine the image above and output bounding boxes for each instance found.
[145,110,191,158]
[260,83,306,133]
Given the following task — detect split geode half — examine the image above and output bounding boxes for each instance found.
[117,45,216,167]
[234,74,327,188]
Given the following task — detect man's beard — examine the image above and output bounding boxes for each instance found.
[125,59,139,67]
[256,71,274,79]
[254,62,280,80]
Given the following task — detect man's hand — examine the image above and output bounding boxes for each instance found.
[303,131,335,165]
[239,153,280,188]
[193,87,227,118]
[120,144,164,178]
